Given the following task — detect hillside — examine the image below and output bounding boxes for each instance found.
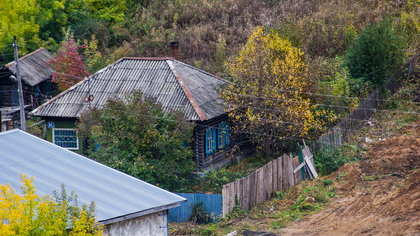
[169,64,420,235]
[281,134,420,235]
[170,129,420,235]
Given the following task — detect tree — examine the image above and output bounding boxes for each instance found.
[345,19,406,90]
[221,27,332,163]
[0,0,41,61]
[76,91,196,192]
[0,174,103,236]
[48,40,90,92]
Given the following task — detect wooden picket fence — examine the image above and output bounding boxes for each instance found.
[222,144,315,216]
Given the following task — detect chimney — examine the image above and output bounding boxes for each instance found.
[169,42,179,60]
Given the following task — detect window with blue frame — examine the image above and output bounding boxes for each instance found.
[218,122,230,149]
[205,122,230,155]
[205,128,216,155]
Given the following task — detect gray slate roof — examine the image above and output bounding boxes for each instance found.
[6,48,54,86]
[0,129,185,223]
[31,58,228,121]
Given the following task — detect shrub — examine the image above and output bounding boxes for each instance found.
[345,19,406,89]
[0,175,103,236]
[199,167,244,194]
[314,145,347,176]
[189,201,210,224]
[322,179,332,186]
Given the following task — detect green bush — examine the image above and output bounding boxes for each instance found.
[314,145,347,176]
[345,19,406,89]
[189,201,210,224]
[322,179,333,186]
[199,167,244,194]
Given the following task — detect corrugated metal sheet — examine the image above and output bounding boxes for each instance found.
[6,48,54,86]
[168,193,222,223]
[0,129,186,222]
[31,58,228,121]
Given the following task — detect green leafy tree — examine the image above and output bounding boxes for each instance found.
[221,27,334,163]
[0,0,41,61]
[0,174,103,236]
[76,90,196,192]
[345,19,406,89]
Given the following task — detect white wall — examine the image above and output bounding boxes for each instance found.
[103,210,168,236]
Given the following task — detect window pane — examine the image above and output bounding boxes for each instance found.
[53,129,78,149]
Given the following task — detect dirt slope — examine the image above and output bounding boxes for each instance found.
[279,135,420,236]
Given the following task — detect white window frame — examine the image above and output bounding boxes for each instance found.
[206,129,213,154]
[52,128,79,150]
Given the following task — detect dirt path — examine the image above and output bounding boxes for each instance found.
[278,135,420,236]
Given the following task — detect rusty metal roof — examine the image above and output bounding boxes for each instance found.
[6,48,54,86]
[31,58,228,121]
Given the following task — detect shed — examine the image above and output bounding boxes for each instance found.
[0,129,186,236]
[0,47,56,109]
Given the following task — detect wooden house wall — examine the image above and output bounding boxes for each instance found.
[0,74,54,108]
[193,114,252,170]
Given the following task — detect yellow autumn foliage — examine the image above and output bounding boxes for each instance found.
[0,174,104,236]
[222,27,335,161]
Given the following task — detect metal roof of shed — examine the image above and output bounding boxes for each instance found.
[5,48,54,86]
[0,129,186,223]
[31,58,228,121]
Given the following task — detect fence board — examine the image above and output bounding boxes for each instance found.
[283,154,289,189]
[169,193,222,223]
[278,156,283,192]
[272,159,278,193]
[288,154,294,188]
[266,163,272,200]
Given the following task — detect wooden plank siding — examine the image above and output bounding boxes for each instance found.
[193,114,247,169]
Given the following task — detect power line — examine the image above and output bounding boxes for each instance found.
[224,91,420,116]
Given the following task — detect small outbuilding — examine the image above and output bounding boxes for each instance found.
[0,129,186,236]
[0,47,56,108]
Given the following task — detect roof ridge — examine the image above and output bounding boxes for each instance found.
[171,60,230,83]
[166,60,208,121]
[5,47,46,68]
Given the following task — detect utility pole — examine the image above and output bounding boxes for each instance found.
[13,36,26,131]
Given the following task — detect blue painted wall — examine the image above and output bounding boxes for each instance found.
[168,193,222,223]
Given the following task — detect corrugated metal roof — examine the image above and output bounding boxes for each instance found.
[31,58,228,121]
[6,48,54,86]
[0,129,186,222]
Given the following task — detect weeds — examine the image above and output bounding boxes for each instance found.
[362,174,382,181]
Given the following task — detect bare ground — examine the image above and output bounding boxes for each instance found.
[278,135,420,236]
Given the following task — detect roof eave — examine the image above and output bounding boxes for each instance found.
[98,201,184,225]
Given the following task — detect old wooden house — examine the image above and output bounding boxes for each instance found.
[31,57,238,169]
[0,47,56,109]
